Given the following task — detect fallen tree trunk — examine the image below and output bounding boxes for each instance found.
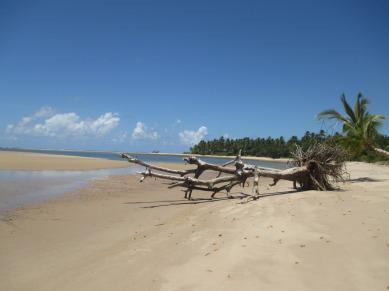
[122,143,347,200]
[374,147,389,158]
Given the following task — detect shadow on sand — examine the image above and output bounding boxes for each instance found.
[123,189,300,208]
[347,177,383,183]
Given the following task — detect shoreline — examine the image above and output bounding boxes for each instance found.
[1,148,289,163]
[0,161,191,214]
[0,151,128,171]
[0,162,388,290]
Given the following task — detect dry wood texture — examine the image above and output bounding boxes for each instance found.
[122,144,347,200]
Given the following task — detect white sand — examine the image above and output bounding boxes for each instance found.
[0,159,388,290]
[0,151,128,170]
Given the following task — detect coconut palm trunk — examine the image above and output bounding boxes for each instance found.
[374,147,389,158]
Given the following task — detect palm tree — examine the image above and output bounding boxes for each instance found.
[318,93,388,156]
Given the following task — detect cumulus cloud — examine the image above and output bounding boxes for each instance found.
[6,107,120,138]
[179,126,208,146]
[132,122,159,140]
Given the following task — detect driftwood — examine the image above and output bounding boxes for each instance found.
[122,144,347,200]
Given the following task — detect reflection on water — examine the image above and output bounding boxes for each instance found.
[0,167,141,212]
[0,150,288,213]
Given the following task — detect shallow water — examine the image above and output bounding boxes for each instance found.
[0,149,288,212]
[0,149,288,169]
[0,167,141,213]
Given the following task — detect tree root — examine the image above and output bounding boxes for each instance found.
[122,143,347,200]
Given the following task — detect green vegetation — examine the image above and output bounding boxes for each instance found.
[375,134,389,152]
[191,130,335,158]
[190,131,389,161]
[318,93,388,161]
[191,93,389,162]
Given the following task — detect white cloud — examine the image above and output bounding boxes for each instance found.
[34,106,55,118]
[87,112,120,136]
[6,107,120,138]
[179,126,208,146]
[132,122,159,140]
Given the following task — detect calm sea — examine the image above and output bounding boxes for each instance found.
[0,148,287,169]
[0,149,287,212]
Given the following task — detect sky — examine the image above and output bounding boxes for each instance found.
[0,0,388,152]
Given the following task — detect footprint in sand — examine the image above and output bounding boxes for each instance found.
[300,244,306,248]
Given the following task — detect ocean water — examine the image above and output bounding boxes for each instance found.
[0,149,288,212]
[0,148,288,169]
[0,167,141,213]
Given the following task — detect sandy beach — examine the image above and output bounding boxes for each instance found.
[0,154,388,290]
[0,151,128,170]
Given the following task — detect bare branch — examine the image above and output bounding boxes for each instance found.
[122,153,196,176]
[122,144,347,200]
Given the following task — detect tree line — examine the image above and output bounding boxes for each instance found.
[190,131,389,161]
[191,93,389,162]
[191,130,331,158]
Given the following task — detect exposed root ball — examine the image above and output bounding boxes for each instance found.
[289,143,348,190]
[122,143,348,200]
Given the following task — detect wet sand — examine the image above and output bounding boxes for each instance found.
[0,162,388,290]
[0,168,138,212]
[0,151,128,170]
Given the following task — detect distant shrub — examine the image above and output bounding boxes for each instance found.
[190,131,389,163]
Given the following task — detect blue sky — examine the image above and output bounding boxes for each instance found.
[1,0,388,152]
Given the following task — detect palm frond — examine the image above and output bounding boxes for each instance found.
[359,95,369,112]
[317,109,348,122]
[340,94,357,123]
[318,93,385,148]
[362,114,385,139]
